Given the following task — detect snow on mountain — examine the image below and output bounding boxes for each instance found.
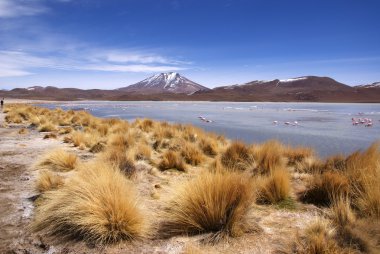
[26,86,44,91]
[118,72,209,94]
[355,82,380,88]
[279,77,308,83]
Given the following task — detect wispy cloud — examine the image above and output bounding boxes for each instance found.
[0,0,48,18]
[0,48,189,77]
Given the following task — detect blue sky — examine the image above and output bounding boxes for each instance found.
[0,0,379,89]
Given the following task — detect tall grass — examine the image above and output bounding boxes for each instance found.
[257,168,291,204]
[32,163,148,243]
[181,143,204,166]
[220,141,254,171]
[37,149,78,172]
[159,151,186,172]
[251,140,286,174]
[345,143,380,218]
[299,171,349,206]
[36,170,64,193]
[99,147,136,177]
[294,220,341,254]
[159,171,256,242]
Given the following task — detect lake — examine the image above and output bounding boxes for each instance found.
[40,101,380,157]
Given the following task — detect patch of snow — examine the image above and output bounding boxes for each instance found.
[280,77,308,83]
[357,82,380,88]
[27,87,35,90]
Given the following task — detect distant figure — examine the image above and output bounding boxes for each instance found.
[0,98,3,109]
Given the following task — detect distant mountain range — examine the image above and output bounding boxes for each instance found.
[1,73,380,102]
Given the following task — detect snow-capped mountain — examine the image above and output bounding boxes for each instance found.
[220,76,351,91]
[118,72,209,94]
[355,82,380,89]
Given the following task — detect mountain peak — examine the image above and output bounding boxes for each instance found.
[118,72,209,94]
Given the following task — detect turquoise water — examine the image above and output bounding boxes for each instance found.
[40,101,380,157]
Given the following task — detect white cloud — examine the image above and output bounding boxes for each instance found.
[0,48,189,77]
[0,50,51,77]
[0,0,48,18]
[105,52,171,64]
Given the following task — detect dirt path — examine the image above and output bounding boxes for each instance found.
[0,113,62,253]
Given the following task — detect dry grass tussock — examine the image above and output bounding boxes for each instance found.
[220,141,254,171]
[257,168,291,204]
[38,122,57,132]
[35,170,64,193]
[159,171,256,242]
[159,151,186,172]
[299,171,349,207]
[98,147,136,177]
[135,143,152,161]
[37,149,78,172]
[108,133,134,149]
[293,220,342,254]
[344,143,380,218]
[251,140,286,174]
[181,142,204,166]
[199,136,219,157]
[330,198,374,253]
[32,163,148,244]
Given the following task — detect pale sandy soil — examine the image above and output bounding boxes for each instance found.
[0,110,322,254]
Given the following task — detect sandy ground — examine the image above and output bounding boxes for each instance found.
[0,109,323,254]
[0,112,63,253]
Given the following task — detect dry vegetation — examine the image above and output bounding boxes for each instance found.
[3,103,380,253]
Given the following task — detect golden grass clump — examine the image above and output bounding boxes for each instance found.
[324,154,347,172]
[38,149,78,172]
[257,168,291,204]
[140,118,154,132]
[32,163,148,243]
[38,122,57,132]
[181,143,205,166]
[159,151,186,172]
[36,170,64,193]
[299,171,349,206]
[344,143,380,218]
[99,148,136,177]
[109,122,129,134]
[160,171,256,241]
[294,220,341,254]
[329,198,374,253]
[135,143,152,161]
[69,131,86,147]
[251,140,286,174]
[181,125,200,143]
[220,141,254,171]
[199,137,218,157]
[284,146,315,169]
[330,198,355,228]
[109,133,133,149]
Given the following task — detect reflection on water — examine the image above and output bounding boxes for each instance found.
[39,101,380,157]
